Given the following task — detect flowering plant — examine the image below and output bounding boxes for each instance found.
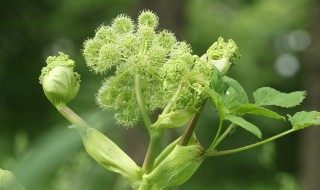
[39,10,320,190]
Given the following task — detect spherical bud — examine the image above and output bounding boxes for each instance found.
[138,10,159,29]
[40,53,80,107]
[95,26,117,43]
[146,45,167,66]
[112,14,134,34]
[98,43,122,72]
[136,25,156,47]
[156,30,176,50]
[83,38,102,73]
[117,33,139,56]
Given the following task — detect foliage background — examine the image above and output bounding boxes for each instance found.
[1,0,319,189]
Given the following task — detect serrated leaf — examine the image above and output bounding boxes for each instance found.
[223,76,249,104]
[225,115,262,138]
[237,104,285,120]
[253,87,306,108]
[288,111,320,130]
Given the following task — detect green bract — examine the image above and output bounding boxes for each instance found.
[39,53,80,107]
[139,138,205,190]
[77,127,142,189]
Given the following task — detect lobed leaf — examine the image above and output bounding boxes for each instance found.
[237,104,285,120]
[253,87,306,108]
[225,115,262,139]
[288,111,320,130]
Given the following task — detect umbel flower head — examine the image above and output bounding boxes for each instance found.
[39,52,80,107]
[82,10,240,127]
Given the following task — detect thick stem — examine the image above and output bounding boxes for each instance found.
[57,105,91,128]
[141,130,163,174]
[179,100,207,146]
[179,113,200,146]
[207,128,295,157]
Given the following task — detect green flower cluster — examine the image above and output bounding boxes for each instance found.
[83,10,239,127]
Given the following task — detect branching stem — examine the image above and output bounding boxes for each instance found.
[208,120,224,152]
[207,128,295,157]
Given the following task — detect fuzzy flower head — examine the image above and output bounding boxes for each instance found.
[40,52,80,107]
[82,11,240,127]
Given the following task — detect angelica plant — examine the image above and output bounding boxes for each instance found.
[39,10,320,190]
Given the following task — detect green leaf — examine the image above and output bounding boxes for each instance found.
[223,76,249,104]
[206,88,228,119]
[210,69,228,94]
[225,115,262,138]
[288,111,320,130]
[222,87,239,115]
[237,104,285,120]
[253,87,306,108]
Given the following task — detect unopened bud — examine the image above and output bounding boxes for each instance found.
[140,139,205,190]
[77,127,142,189]
[40,53,80,107]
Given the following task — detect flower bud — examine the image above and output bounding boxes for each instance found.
[154,109,196,128]
[140,140,205,190]
[77,127,142,189]
[138,10,159,29]
[205,37,240,74]
[0,169,25,190]
[112,14,134,34]
[40,53,80,107]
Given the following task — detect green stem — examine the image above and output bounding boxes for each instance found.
[142,130,163,174]
[57,105,91,128]
[135,74,152,132]
[207,128,295,157]
[213,123,236,149]
[134,74,162,174]
[179,100,207,146]
[162,83,183,115]
[208,120,224,152]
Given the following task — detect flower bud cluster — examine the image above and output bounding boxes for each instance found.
[84,10,240,127]
[39,52,80,107]
[205,37,240,74]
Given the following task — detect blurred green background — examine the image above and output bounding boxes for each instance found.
[1,0,320,189]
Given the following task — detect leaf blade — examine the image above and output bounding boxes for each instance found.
[288,111,320,130]
[253,87,306,108]
[225,115,262,139]
[237,104,285,120]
